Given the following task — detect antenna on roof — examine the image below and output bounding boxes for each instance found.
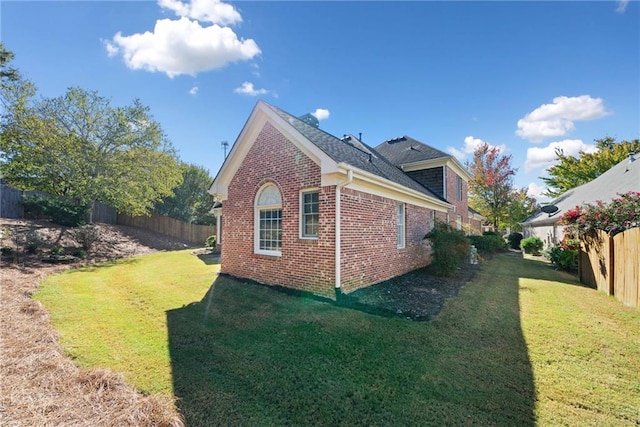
[221,140,229,158]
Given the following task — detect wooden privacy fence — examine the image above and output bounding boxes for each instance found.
[118,213,215,245]
[580,228,639,308]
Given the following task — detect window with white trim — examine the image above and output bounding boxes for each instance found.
[456,215,462,230]
[255,184,282,256]
[397,203,405,249]
[300,190,319,238]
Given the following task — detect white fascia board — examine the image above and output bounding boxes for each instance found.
[335,163,452,212]
[209,101,338,200]
[402,157,472,182]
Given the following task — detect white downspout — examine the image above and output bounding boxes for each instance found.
[335,168,353,300]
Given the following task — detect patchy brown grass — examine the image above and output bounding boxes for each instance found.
[0,219,189,426]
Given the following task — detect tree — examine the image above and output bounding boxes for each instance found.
[468,143,517,229]
[154,162,216,225]
[541,137,640,197]
[502,187,538,232]
[0,86,182,220]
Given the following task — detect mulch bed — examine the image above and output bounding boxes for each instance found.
[346,262,481,320]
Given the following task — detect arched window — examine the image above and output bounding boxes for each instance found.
[255,183,282,256]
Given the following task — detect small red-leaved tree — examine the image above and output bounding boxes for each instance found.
[468,143,517,229]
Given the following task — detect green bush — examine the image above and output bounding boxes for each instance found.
[546,246,578,271]
[1,246,15,258]
[425,222,469,276]
[507,232,524,250]
[205,235,217,248]
[521,236,544,255]
[71,224,101,252]
[20,195,89,227]
[25,227,43,254]
[73,249,87,259]
[468,234,507,254]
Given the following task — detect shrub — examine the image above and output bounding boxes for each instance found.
[51,245,64,255]
[546,246,578,271]
[71,224,101,252]
[521,236,543,255]
[507,232,524,250]
[205,235,217,248]
[73,249,87,259]
[25,227,43,254]
[560,191,640,237]
[482,230,500,236]
[20,195,89,227]
[468,234,507,254]
[425,221,469,276]
[1,246,15,258]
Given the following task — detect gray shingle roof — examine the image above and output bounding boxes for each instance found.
[374,136,451,167]
[264,103,445,202]
[522,155,640,226]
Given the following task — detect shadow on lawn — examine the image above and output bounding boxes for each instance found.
[167,254,541,425]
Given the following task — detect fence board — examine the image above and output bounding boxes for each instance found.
[580,230,613,294]
[613,228,640,308]
[117,213,215,245]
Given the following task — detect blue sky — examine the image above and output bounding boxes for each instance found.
[2,0,638,202]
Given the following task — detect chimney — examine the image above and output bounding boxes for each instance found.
[629,152,636,163]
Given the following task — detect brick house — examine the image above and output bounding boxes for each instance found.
[209,101,472,299]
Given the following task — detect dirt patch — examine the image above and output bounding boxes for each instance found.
[0,218,188,427]
[347,262,481,320]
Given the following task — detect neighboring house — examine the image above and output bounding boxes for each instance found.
[209,101,472,299]
[521,154,640,248]
[467,207,486,235]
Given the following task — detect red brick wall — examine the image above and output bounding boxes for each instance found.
[445,166,468,227]
[221,122,336,297]
[221,121,434,298]
[339,188,433,294]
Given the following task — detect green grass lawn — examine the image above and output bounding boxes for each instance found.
[36,251,640,426]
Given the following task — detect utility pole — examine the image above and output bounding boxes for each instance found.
[221,140,229,158]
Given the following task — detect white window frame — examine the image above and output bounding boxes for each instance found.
[397,203,406,249]
[300,188,320,239]
[254,183,282,257]
[456,215,462,230]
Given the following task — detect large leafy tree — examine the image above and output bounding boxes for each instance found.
[155,162,216,225]
[468,143,517,229]
[1,85,182,219]
[502,187,539,232]
[541,137,640,197]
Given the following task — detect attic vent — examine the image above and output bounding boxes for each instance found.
[410,145,421,151]
[385,136,407,144]
[630,152,636,163]
[298,113,319,128]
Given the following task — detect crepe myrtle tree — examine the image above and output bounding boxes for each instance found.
[1,86,182,221]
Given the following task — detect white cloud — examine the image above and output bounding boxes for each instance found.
[234,81,268,96]
[107,17,260,78]
[311,108,330,121]
[189,86,198,95]
[524,139,597,172]
[616,0,629,13]
[527,182,550,203]
[516,95,608,142]
[158,0,242,25]
[446,135,507,162]
[250,63,260,78]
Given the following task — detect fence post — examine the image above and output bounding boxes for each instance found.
[608,234,615,296]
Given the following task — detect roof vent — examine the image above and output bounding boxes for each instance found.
[629,152,636,163]
[298,113,319,128]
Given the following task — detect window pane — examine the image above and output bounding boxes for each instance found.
[259,208,282,251]
[302,191,319,237]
